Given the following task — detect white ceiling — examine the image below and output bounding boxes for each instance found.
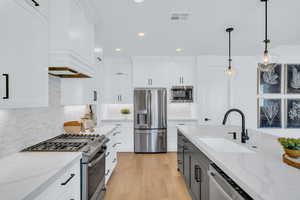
[92,0,300,56]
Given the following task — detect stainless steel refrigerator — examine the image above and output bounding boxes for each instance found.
[134,88,167,153]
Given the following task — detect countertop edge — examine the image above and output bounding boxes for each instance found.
[177,126,264,200]
[23,153,82,200]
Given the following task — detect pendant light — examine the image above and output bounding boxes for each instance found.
[225,27,235,76]
[259,0,273,72]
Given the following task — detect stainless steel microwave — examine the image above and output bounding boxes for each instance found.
[170,86,193,103]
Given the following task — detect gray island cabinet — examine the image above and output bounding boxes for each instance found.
[177,130,210,200]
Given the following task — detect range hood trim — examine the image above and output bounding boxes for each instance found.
[48,67,91,78]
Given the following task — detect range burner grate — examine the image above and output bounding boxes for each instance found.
[22,141,88,152]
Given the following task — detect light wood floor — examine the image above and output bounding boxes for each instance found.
[104,152,192,200]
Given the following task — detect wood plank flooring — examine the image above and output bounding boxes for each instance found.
[104,152,191,200]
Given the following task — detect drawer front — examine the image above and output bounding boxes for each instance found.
[34,160,80,200]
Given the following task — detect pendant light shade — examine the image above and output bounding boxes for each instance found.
[226,27,235,76]
[258,0,273,72]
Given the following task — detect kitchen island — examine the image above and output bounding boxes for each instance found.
[178,125,300,200]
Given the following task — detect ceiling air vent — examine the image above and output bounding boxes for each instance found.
[170,13,190,21]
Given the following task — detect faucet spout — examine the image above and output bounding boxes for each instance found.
[222,108,249,143]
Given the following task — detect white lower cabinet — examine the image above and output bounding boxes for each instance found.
[34,159,81,200]
[102,120,197,153]
[105,126,121,184]
[118,123,134,152]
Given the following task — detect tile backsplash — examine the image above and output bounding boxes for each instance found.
[0,76,86,158]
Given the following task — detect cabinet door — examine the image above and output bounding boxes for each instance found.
[119,123,134,152]
[190,157,202,200]
[177,131,184,172]
[168,57,196,86]
[168,124,178,152]
[0,0,48,108]
[104,58,132,104]
[61,78,97,105]
[183,142,191,187]
[132,57,169,87]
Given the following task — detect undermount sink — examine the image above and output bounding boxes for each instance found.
[196,137,255,153]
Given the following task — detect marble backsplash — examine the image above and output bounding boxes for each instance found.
[0,76,86,158]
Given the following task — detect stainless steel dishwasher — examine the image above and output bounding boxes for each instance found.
[208,163,253,200]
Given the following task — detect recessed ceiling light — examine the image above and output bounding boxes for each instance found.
[94,48,102,53]
[115,48,122,52]
[137,32,145,37]
[176,48,183,52]
[133,0,144,3]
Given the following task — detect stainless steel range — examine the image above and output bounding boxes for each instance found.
[22,134,109,200]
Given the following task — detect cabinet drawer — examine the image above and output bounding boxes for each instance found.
[34,161,80,200]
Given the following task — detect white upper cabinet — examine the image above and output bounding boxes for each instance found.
[132,57,169,87]
[132,56,196,88]
[104,57,133,104]
[61,78,98,105]
[0,0,48,108]
[49,0,95,77]
[168,57,196,86]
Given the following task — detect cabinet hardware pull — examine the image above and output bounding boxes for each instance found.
[105,152,110,157]
[2,74,9,99]
[31,0,40,6]
[113,158,117,163]
[93,90,97,101]
[61,174,75,186]
[105,169,110,176]
[195,165,201,182]
[120,95,122,102]
[113,142,122,148]
[204,118,211,121]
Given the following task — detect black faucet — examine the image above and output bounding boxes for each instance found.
[222,108,249,143]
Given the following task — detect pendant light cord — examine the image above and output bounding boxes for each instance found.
[226,28,233,69]
[264,0,269,52]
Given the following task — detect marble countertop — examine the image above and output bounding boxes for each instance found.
[0,152,81,200]
[0,125,117,200]
[178,125,300,200]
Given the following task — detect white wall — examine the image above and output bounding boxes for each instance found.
[214,45,300,137]
[0,76,87,158]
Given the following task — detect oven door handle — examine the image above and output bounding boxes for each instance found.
[88,152,105,168]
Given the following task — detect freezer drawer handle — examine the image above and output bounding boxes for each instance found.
[31,0,40,6]
[61,174,75,186]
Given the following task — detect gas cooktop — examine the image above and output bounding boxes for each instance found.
[22,134,105,152]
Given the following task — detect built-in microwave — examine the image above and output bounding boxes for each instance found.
[170,86,193,103]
